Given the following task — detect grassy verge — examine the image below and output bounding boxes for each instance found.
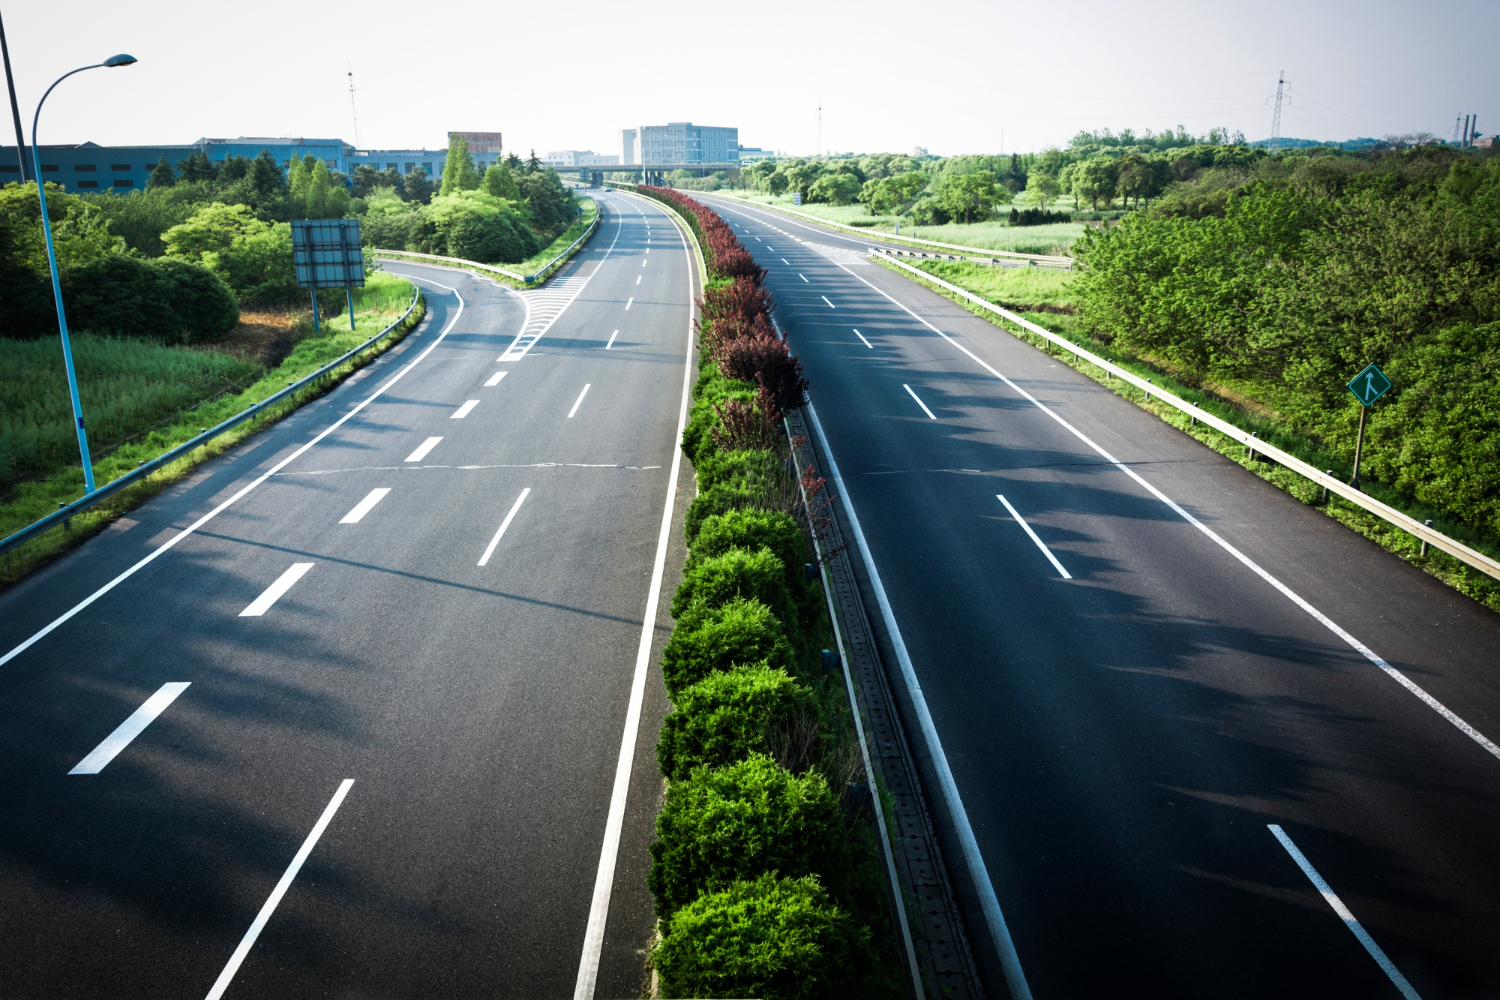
[887,256,1500,612]
[707,189,1087,255]
[0,271,424,587]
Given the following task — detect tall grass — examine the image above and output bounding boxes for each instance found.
[920,259,1077,311]
[1,271,421,582]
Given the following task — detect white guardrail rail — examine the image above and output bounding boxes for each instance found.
[876,250,1500,583]
[370,204,601,283]
[703,189,1074,267]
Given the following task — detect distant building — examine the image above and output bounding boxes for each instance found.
[0,131,506,194]
[737,146,771,161]
[637,122,738,165]
[618,128,637,165]
[543,150,619,167]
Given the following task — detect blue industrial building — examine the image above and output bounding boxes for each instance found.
[0,131,504,194]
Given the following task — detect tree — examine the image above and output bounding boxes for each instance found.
[1027,170,1061,209]
[402,168,434,205]
[148,156,176,189]
[934,172,1003,223]
[1115,153,1156,209]
[860,172,926,215]
[806,172,861,205]
[351,164,401,198]
[505,151,523,171]
[1059,162,1082,210]
[1074,157,1119,210]
[176,149,218,183]
[524,149,542,174]
[287,154,314,205]
[517,168,575,233]
[441,134,480,195]
[301,158,350,218]
[481,162,520,200]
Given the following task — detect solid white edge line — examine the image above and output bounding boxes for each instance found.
[477,488,531,567]
[567,384,592,419]
[804,399,1034,1000]
[821,294,836,308]
[605,330,618,350]
[203,779,355,1000]
[818,246,1500,765]
[854,328,874,349]
[0,282,466,669]
[451,399,480,419]
[1267,825,1423,1000]
[573,192,695,1000]
[238,562,313,617]
[903,383,938,420]
[997,495,1072,580]
[404,436,443,463]
[339,487,391,524]
[485,371,507,386]
[69,681,190,774]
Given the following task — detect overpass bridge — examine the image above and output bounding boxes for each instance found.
[562,162,741,186]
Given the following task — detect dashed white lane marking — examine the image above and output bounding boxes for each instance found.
[625,297,633,310]
[854,328,874,349]
[822,295,836,308]
[451,399,480,419]
[798,272,808,281]
[485,371,507,387]
[605,330,619,350]
[478,488,531,566]
[903,383,937,420]
[1268,825,1422,1000]
[69,682,190,774]
[405,437,442,463]
[782,258,791,265]
[568,384,592,419]
[339,488,390,524]
[997,495,1072,580]
[239,562,313,617]
[204,780,355,1000]
[636,275,641,285]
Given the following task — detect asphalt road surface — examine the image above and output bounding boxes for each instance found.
[0,191,694,999]
[697,193,1500,1000]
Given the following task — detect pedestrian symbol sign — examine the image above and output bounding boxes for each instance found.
[1347,363,1392,406]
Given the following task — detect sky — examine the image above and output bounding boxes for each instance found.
[4,0,1496,158]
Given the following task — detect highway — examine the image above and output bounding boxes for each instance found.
[696,193,1500,999]
[0,192,694,998]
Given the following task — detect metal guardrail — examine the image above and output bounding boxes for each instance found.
[703,189,1075,266]
[370,204,601,283]
[877,250,1500,583]
[0,287,422,558]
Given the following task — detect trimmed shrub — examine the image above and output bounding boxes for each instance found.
[672,547,799,643]
[694,446,785,494]
[683,378,754,467]
[684,482,760,546]
[662,597,797,698]
[63,255,239,344]
[654,873,864,1000]
[692,507,807,595]
[658,665,817,781]
[648,754,844,921]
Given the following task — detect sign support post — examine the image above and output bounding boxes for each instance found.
[1344,362,1392,491]
[292,218,364,340]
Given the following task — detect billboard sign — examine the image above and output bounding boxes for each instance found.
[291,219,365,290]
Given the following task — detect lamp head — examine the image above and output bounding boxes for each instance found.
[103,54,137,68]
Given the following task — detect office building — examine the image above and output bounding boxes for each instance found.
[618,128,637,165]
[637,123,738,165]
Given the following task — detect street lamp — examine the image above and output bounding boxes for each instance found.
[32,53,137,495]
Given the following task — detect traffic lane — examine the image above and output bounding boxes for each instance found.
[713,195,1500,747]
[0,460,673,997]
[756,244,1500,990]
[823,251,1500,767]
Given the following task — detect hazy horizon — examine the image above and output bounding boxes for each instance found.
[3,0,1495,158]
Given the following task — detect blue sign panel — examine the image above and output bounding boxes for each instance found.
[291,219,364,289]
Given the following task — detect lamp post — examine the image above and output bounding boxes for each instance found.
[31,53,137,495]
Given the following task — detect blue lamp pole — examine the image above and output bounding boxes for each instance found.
[31,53,137,495]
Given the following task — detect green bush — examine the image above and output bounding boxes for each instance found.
[658,665,817,781]
[683,381,754,467]
[648,753,844,921]
[672,547,799,644]
[63,255,239,344]
[694,446,782,492]
[662,597,797,698]
[654,873,864,1000]
[692,507,808,594]
[685,482,760,545]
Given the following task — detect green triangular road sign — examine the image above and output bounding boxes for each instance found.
[1347,363,1392,406]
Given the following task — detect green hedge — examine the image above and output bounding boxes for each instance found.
[648,753,845,921]
[655,873,866,1000]
[672,546,801,648]
[658,665,817,781]
[692,508,809,596]
[661,597,797,698]
[62,255,239,344]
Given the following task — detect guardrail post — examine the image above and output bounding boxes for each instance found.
[1421,520,1432,557]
